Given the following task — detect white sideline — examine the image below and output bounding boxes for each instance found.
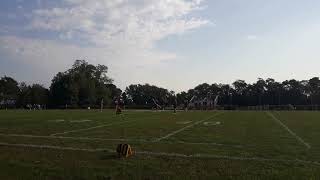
[154,112,224,142]
[266,112,311,149]
[0,142,319,166]
[50,119,138,136]
[0,133,245,149]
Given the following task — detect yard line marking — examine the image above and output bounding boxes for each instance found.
[0,133,150,142]
[154,112,224,142]
[266,111,311,149]
[175,141,243,148]
[0,142,113,152]
[0,142,319,166]
[135,151,320,166]
[0,133,245,149]
[50,119,138,136]
[274,111,281,115]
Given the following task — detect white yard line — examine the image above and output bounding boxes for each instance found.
[0,133,245,149]
[0,142,113,152]
[135,151,320,166]
[50,119,138,136]
[0,141,319,166]
[266,111,311,149]
[175,141,243,148]
[0,133,149,142]
[154,112,224,142]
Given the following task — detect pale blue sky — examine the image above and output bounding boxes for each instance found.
[1,0,320,92]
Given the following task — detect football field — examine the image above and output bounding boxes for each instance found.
[0,110,320,179]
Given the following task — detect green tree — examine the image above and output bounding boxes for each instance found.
[49,60,115,108]
[125,84,173,107]
[0,76,19,108]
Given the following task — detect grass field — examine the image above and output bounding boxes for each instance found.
[1,110,320,179]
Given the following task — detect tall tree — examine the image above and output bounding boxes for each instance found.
[17,83,49,107]
[125,84,173,107]
[232,80,248,106]
[0,76,19,107]
[49,60,115,108]
[308,77,320,105]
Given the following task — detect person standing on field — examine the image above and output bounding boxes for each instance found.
[184,99,188,111]
[115,96,122,114]
[173,96,177,113]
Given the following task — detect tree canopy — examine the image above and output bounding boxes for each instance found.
[1,60,320,109]
[175,78,320,108]
[49,60,116,108]
[125,84,174,107]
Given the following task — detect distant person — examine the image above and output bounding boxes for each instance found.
[115,96,123,114]
[184,100,189,111]
[26,104,32,110]
[173,96,177,113]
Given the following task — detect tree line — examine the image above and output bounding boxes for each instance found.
[1,60,320,109]
[176,78,320,108]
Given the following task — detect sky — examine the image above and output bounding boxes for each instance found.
[1,0,320,92]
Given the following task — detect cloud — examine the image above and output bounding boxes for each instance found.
[29,0,208,48]
[0,35,177,88]
[1,0,209,88]
[246,35,259,40]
